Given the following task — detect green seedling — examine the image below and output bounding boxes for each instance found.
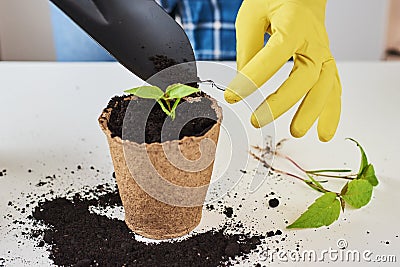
[124,83,199,120]
[250,138,379,229]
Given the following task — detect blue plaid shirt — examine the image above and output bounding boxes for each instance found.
[157,0,242,61]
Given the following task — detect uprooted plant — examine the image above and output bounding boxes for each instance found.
[124,83,199,120]
[250,138,379,229]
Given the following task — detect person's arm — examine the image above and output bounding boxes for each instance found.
[225,0,341,142]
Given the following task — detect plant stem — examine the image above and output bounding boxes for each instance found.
[275,152,307,172]
[274,151,356,180]
[306,173,355,180]
[305,181,330,193]
[307,169,352,173]
[157,100,171,116]
[249,151,307,183]
[250,151,332,193]
[165,99,172,112]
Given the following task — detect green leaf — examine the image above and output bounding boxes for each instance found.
[346,138,368,176]
[341,179,373,208]
[360,164,378,186]
[287,192,341,229]
[125,86,164,100]
[165,83,199,99]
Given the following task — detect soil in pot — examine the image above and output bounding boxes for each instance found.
[99,92,222,239]
[106,92,217,144]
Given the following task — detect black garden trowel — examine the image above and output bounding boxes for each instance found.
[50,0,198,88]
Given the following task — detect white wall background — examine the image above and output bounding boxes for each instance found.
[0,0,55,61]
[326,0,390,61]
[0,0,391,61]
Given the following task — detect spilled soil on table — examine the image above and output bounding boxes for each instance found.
[4,164,290,266]
[28,184,264,266]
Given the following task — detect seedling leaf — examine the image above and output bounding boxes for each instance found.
[360,164,378,186]
[287,192,341,229]
[347,138,368,176]
[125,86,164,100]
[165,83,200,99]
[342,179,373,208]
[124,84,200,120]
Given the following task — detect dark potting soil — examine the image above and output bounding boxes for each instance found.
[31,186,264,267]
[148,55,198,89]
[149,55,178,73]
[268,198,279,208]
[106,94,217,144]
[223,207,234,218]
[3,165,300,266]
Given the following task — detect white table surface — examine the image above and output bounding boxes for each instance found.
[0,61,399,266]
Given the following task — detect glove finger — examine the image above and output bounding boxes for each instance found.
[250,55,321,128]
[317,72,342,142]
[290,59,336,138]
[224,31,299,104]
[235,0,269,71]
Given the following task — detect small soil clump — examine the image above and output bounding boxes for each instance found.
[223,207,234,218]
[268,198,279,208]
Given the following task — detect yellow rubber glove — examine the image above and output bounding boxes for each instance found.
[224,0,342,142]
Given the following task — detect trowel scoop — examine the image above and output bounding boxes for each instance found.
[50,0,198,87]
